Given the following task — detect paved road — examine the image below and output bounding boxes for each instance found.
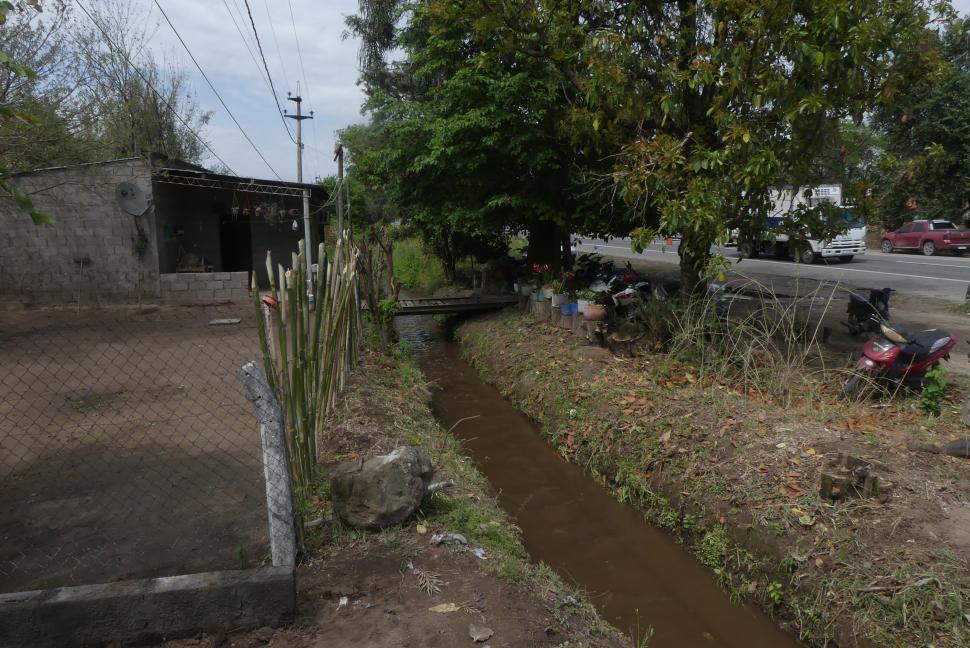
[575,237,970,301]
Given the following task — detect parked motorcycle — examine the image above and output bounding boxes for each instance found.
[842,323,957,398]
[843,288,893,336]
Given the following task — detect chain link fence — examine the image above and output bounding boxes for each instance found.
[0,304,272,594]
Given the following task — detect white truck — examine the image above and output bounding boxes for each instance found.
[736,185,867,263]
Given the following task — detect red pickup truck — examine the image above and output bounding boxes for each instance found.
[880,220,970,256]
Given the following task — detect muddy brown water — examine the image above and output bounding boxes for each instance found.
[396,315,800,647]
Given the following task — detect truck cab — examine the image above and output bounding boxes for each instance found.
[737,185,867,263]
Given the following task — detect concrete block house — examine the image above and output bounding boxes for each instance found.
[0,155,327,304]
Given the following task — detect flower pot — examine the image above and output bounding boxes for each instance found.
[536,289,546,302]
[551,293,567,307]
[583,303,607,322]
[577,299,589,314]
[542,286,554,299]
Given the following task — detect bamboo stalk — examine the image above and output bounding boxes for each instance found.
[251,231,362,520]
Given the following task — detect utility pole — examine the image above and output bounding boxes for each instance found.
[285,92,314,299]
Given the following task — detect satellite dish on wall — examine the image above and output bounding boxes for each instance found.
[117,182,149,215]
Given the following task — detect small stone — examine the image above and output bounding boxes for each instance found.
[416,523,428,534]
[469,624,494,643]
[430,602,460,613]
[430,532,468,546]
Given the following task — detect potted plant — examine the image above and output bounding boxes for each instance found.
[532,263,555,299]
[551,279,568,307]
[583,298,607,322]
[577,289,596,315]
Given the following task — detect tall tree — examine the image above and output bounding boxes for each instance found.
[347,1,626,269]
[873,15,970,228]
[0,0,50,224]
[349,1,947,287]
[0,0,212,171]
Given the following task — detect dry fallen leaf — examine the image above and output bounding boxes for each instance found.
[815,557,824,568]
[429,603,460,613]
[702,631,715,641]
[747,581,758,594]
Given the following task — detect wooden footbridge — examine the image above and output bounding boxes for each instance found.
[392,295,519,316]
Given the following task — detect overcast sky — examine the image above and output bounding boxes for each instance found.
[112,0,970,183]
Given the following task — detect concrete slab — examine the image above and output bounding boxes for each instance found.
[0,566,295,647]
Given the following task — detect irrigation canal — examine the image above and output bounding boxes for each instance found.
[395,314,800,647]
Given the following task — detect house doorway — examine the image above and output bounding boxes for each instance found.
[219,208,253,272]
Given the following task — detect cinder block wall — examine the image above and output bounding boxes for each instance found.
[0,159,160,304]
[159,271,250,303]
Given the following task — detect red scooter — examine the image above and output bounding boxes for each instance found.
[842,323,957,398]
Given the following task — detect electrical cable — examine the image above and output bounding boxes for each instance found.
[220,0,271,93]
[261,0,291,94]
[154,0,283,180]
[72,0,236,174]
[286,0,321,179]
[242,0,298,145]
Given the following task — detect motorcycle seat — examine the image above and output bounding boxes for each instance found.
[901,329,952,361]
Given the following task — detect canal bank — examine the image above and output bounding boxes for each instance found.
[454,309,970,648]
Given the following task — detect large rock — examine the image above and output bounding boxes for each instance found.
[330,446,434,529]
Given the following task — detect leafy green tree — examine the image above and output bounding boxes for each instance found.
[873,15,970,228]
[347,1,627,270]
[0,0,50,224]
[571,0,947,287]
[349,1,947,287]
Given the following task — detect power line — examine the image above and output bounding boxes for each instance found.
[261,0,291,93]
[221,0,271,93]
[242,0,298,145]
[286,0,322,180]
[153,0,282,180]
[71,0,236,174]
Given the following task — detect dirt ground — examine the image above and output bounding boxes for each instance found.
[164,345,624,648]
[458,309,970,647]
[0,304,269,592]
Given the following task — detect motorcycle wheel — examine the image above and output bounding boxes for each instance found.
[841,372,867,399]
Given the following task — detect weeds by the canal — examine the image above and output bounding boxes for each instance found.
[664,277,838,408]
[394,237,447,294]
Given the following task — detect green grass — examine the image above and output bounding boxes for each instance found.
[394,237,447,294]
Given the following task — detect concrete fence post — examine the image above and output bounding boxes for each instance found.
[235,362,297,567]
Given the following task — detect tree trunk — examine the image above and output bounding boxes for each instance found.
[527,219,561,267]
[678,231,710,295]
